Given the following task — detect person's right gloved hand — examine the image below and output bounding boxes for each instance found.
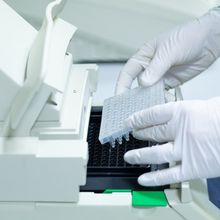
[123,98,220,186]
[115,7,220,95]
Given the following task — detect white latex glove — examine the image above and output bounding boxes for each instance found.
[124,98,220,186]
[115,8,220,95]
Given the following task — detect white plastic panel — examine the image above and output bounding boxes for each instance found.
[0,137,88,202]
[0,192,184,220]
[3,0,77,136]
[36,53,73,122]
[0,0,37,120]
[31,64,98,140]
[44,19,77,92]
[5,0,72,132]
[165,186,220,220]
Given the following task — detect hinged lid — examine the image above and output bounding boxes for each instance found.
[2,0,77,136]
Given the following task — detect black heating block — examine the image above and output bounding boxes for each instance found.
[80,108,169,192]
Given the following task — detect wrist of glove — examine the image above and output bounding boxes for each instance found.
[115,7,220,95]
[123,98,220,186]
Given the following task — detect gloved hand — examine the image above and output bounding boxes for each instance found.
[124,98,220,186]
[115,8,220,95]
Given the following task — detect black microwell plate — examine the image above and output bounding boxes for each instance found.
[80,107,169,192]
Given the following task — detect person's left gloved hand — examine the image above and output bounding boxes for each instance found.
[115,7,220,95]
[124,98,220,186]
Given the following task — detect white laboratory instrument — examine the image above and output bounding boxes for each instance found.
[0,0,219,220]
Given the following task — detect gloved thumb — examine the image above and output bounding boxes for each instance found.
[138,48,172,87]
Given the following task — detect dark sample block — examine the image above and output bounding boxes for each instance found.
[80,108,169,192]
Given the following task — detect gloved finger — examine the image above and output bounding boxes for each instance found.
[115,42,155,95]
[138,46,172,87]
[115,59,144,95]
[124,142,180,165]
[133,123,174,142]
[132,41,155,67]
[125,102,175,129]
[138,165,183,186]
